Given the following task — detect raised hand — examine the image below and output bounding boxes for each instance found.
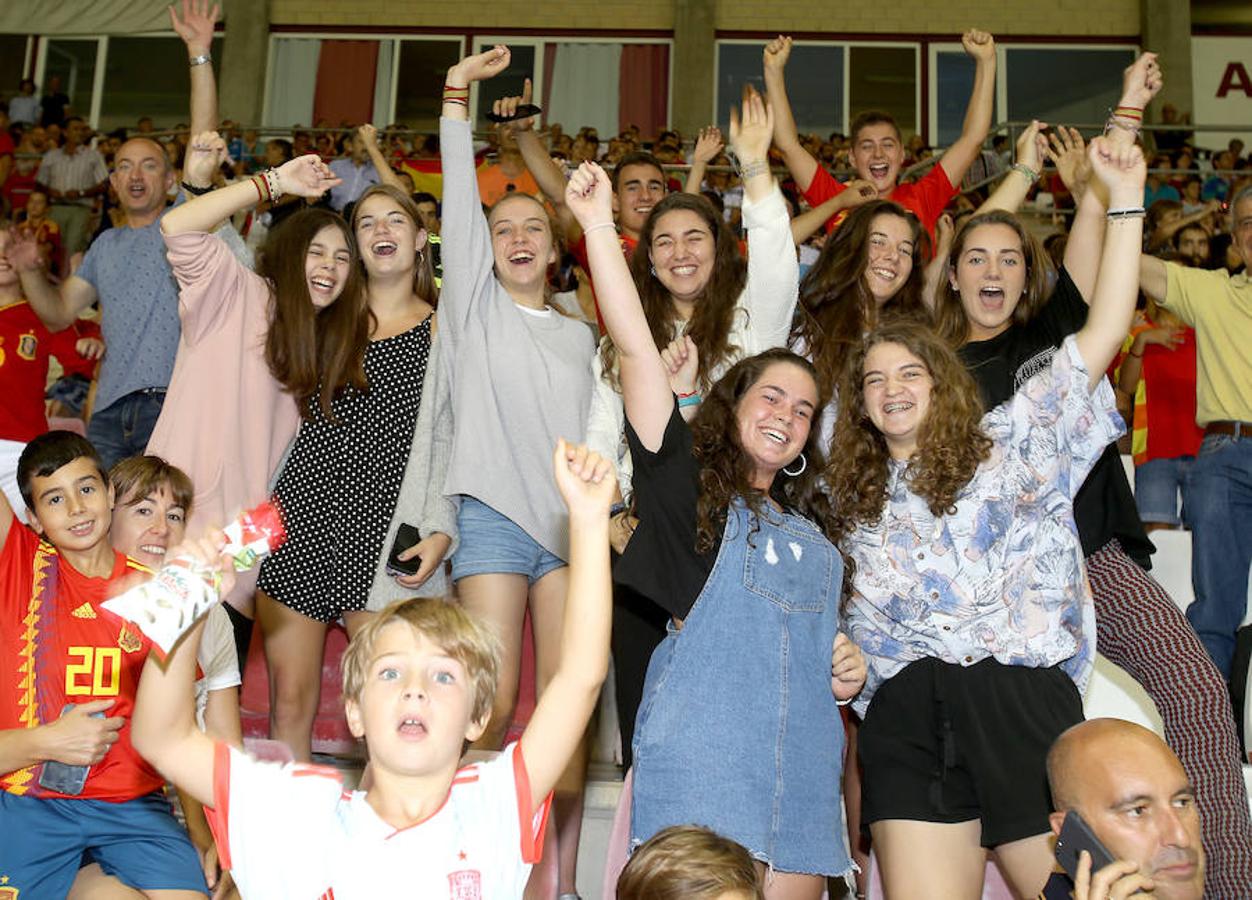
[962,29,996,63]
[553,439,617,519]
[493,78,538,135]
[1087,136,1146,204]
[1014,119,1048,175]
[1120,51,1163,111]
[763,35,793,73]
[447,45,511,88]
[45,699,124,766]
[729,84,774,167]
[692,127,724,164]
[1047,126,1090,196]
[5,228,43,273]
[842,179,878,210]
[274,154,342,200]
[831,633,867,702]
[169,0,219,54]
[358,123,380,149]
[660,335,699,397]
[183,130,227,188]
[564,161,614,230]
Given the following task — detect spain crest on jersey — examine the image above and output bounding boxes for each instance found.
[446,869,481,899]
[0,877,20,899]
[117,622,143,654]
[16,331,37,361]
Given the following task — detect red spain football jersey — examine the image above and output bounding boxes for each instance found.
[0,517,160,801]
[0,300,98,444]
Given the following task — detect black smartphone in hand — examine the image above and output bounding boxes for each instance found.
[386,524,422,578]
[1055,810,1117,881]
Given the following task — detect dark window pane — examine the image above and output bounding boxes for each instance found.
[1006,48,1135,126]
[849,46,917,141]
[0,36,29,106]
[42,39,98,123]
[717,43,842,136]
[394,40,462,132]
[99,36,223,132]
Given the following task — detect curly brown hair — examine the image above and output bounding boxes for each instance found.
[690,348,835,553]
[932,210,1054,346]
[790,200,931,399]
[826,319,992,545]
[600,192,746,391]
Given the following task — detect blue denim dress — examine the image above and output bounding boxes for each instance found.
[630,499,852,876]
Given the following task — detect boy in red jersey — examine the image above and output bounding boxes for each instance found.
[0,431,207,897]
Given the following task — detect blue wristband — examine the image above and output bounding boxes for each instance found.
[677,394,702,408]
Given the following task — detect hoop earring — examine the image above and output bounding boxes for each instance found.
[782,452,807,477]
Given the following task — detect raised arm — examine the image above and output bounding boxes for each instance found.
[938,30,996,188]
[501,82,581,240]
[565,162,673,450]
[730,85,776,206]
[131,534,236,808]
[9,228,96,331]
[763,36,819,192]
[170,0,220,139]
[357,124,406,191]
[685,127,724,195]
[976,120,1046,215]
[519,441,613,811]
[1074,138,1147,390]
[162,134,340,236]
[1064,52,1163,300]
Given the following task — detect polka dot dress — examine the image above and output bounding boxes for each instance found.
[257,317,432,622]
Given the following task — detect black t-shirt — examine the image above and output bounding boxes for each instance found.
[614,401,721,620]
[957,267,1154,568]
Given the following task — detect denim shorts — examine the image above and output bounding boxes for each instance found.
[1134,455,1194,526]
[451,495,566,585]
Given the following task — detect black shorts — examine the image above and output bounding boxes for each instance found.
[858,656,1083,848]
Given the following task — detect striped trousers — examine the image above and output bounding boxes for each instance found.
[1088,539,1252,898]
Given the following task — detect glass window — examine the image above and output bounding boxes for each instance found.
[474,43,535,125]
[1005,48,1135,126]
[394,40,462,132]
[716,43,842,137]
[40,38,99,124]
[0,36,29,107]
[849,46,917,141]
[98,36,224,132]
[934,49,999,147]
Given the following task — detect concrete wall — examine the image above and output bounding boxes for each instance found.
[269,0,1140,35]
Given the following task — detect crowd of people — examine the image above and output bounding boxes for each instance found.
[1,2,1250,897]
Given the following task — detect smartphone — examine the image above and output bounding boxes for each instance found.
[386,524,422,578]
[38,704,106,795]
[1054,810,1117,881]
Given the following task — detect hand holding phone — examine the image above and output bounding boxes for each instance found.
[1055,811,1117,881]
[38,701,120,795]
[386,523,423,578]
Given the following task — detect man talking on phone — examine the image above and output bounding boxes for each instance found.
[1041,718,1206,900]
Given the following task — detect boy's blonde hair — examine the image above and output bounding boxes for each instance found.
[341,598,500,724]
[617,826,764,900]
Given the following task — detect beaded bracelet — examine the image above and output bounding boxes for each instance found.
[738,159,769,180]
[582,221,616,237]
[1010,163,1039,184]
[263,168,283,202]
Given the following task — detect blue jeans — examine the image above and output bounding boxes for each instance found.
[85,390,166,472]
[1134,455,1194,526]
[1184,434,1252,677]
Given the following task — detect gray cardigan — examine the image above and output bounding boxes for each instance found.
[366,334,459,610]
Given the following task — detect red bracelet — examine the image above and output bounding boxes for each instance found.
[443,97,469,107]
[251,174,265,204]
[677,389,699,398]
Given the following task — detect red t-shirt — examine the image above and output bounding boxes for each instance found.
[571,231,640,332]
[1121,321,1205,464]
[0,517,159,801]
[802,163,956,237]
[0,301,98,443]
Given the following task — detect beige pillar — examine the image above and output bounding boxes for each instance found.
[219,0,270,127]
[1140,0,1193,122]
[671,0,716,134]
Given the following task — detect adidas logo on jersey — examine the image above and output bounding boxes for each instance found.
[71,602,96,619]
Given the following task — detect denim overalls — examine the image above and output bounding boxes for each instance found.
[630,499,852,876]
